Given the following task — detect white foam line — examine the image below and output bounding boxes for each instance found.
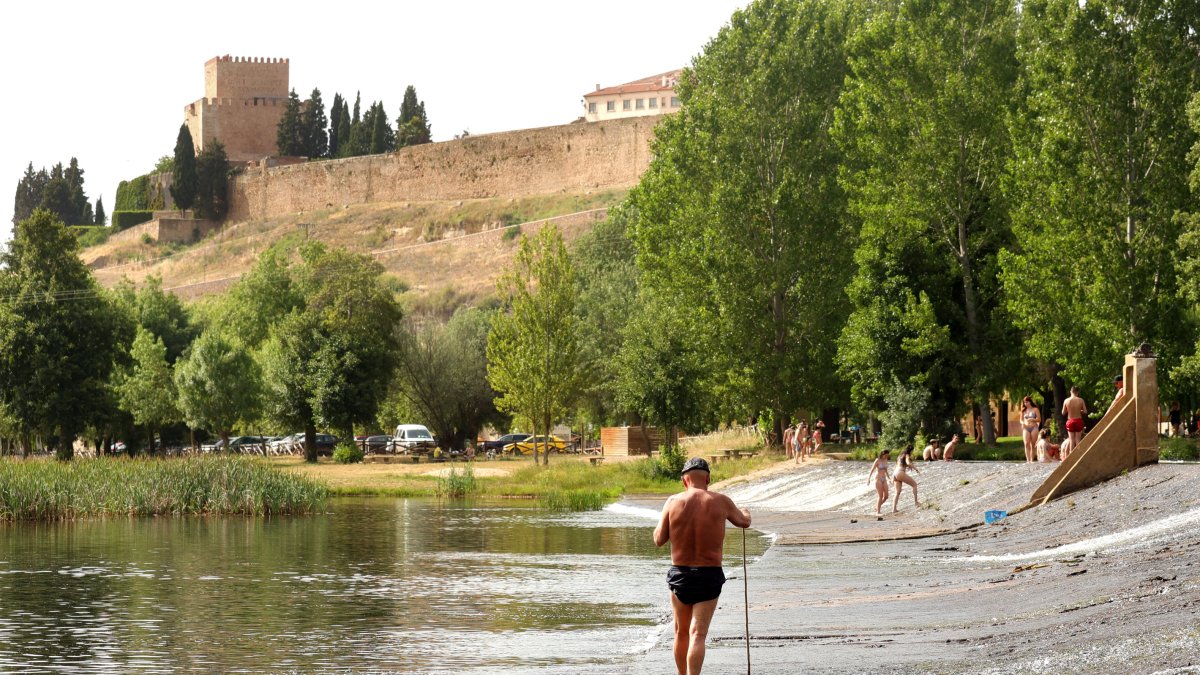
[951,506,1200,563]
[604,503,662,521]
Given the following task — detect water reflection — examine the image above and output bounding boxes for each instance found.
[0,498,768,673]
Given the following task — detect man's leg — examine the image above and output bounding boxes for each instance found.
[686,597,719,675]
[670,593,694,675]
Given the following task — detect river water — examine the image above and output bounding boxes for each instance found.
[0,498,768,673]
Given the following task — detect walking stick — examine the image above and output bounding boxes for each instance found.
[743,526,751,674]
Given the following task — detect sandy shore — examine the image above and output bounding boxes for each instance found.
[630,459,1200,673]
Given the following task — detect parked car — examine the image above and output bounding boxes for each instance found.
[504,435,568,456]
[393,424,437,454]
[480,433,532,454]
[362,435,394,453]
[227,436,270,453]
[269,433,305,454]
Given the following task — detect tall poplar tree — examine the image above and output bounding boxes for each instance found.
[487,225,581,466]
[627,0,858,444]
[170,124,198,211]
[1000,0,1200,400]
[834,0,1020,444]
[94,196,105,225]
[328,92,344,158]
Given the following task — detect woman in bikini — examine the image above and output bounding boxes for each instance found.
[1020,396,1042,463]
[892,444,921,513]
[866,449,891,514]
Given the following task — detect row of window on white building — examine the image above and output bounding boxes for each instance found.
[588,96,682,114]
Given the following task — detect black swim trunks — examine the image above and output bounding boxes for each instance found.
[667,565,725,605]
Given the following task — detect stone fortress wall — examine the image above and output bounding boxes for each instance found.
[226,115,660,224]
[185,56,290,163]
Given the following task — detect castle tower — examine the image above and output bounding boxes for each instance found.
[184,56,291,163]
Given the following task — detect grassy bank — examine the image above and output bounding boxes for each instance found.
[275,452,785,508]
[0,456,327,521]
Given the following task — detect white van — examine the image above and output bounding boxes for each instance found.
[393,424,436,454]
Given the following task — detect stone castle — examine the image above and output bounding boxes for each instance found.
[184,56,290,163]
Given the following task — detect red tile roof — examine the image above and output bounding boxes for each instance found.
[585,70,682,98]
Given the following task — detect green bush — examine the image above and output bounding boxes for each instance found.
[112,210,154,230]
[542,488,612,511]
[1159,436,1200,461]
[332,441,364,464]
[436,466,479,497]
[501,225,522,241]
[71,226,111,248]
[641,444,687,481]
[116,175,151,210]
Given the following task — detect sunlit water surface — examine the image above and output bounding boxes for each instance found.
[0,498,767,673]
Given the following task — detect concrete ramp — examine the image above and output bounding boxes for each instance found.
[1030,351,1159,505]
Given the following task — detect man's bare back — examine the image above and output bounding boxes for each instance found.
[656,489,749,566]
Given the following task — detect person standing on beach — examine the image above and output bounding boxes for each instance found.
[892,444,921,512]
[783,424,795,460]
[654,457,752,675]
[1062,386,1087,455]
[1020,396,1042,463]
[867,449,891,514]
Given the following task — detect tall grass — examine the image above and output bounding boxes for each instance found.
[436,466,480,498]
[0,456,327,521]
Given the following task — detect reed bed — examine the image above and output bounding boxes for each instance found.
[436,466,480,498]
[0,456,328,521]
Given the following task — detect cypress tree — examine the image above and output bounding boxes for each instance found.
[95,196,106,225]
[370,102,393,154]
[338,99,351,154]
[352,92,361,126]
[397,85,432,147]
[276,89,305,156]
[195,141,231,220]
[12,162,39,225]
[328,93,344,158]
[302,88,329,158]
[65,158,88,225]
[170,124,198,211]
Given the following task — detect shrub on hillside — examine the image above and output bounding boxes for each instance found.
[112,210,154,230]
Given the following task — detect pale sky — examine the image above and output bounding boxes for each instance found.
[0,0,748,247]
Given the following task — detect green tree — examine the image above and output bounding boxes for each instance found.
[94,195,105,225]
[65,158,88,225]
[328,92,344,158]
[174,329,261,451]
[12,163,46,225]
[1000,0,1200,404]
[393,308,501,451]
[627,0,858,445]
[170,124,198,210]
[260,244,403,462]
[116,328,180,453]
[487,225,581,466]
[0,209,125,459]
[115,276,197,365]
[337,98,351,153]
[833,0,1020,444]
[277,89,306,156]
[368,101,394,154]
[218,249,302,349]
[396,85,432,147]
[573,209,640,425]
[38,173,74,225]
[302,87,329,158]
[195,140,231,220]
[615,296,708,449]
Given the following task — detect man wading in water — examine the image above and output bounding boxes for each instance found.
[654,457,752,675]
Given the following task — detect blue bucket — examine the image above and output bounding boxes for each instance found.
[984,509,1007,525]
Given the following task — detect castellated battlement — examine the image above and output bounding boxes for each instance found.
[186,56,291,163]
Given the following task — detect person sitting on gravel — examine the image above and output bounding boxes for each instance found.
[867,449,891,515]
[1035,429,1059,462]
[943,434,959,461]
[892,444,922,513]
[922,438,941,461]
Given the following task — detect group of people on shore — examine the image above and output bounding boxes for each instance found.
[782,421,823,463]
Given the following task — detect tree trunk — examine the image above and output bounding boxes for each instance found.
[542,415,552,466]
[304,422,318,464]
[956,218,996,446]
[56,432,74,461]
[1050,365,1068,441]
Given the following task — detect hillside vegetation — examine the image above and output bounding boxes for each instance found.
[82,190,627,309]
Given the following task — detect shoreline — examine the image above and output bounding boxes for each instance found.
[629,459,1200,673]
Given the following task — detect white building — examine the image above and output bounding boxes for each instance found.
[582,69,682,122]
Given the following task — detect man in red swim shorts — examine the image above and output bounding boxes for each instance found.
[1062,385,1088,457]
[654,458,752,675]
